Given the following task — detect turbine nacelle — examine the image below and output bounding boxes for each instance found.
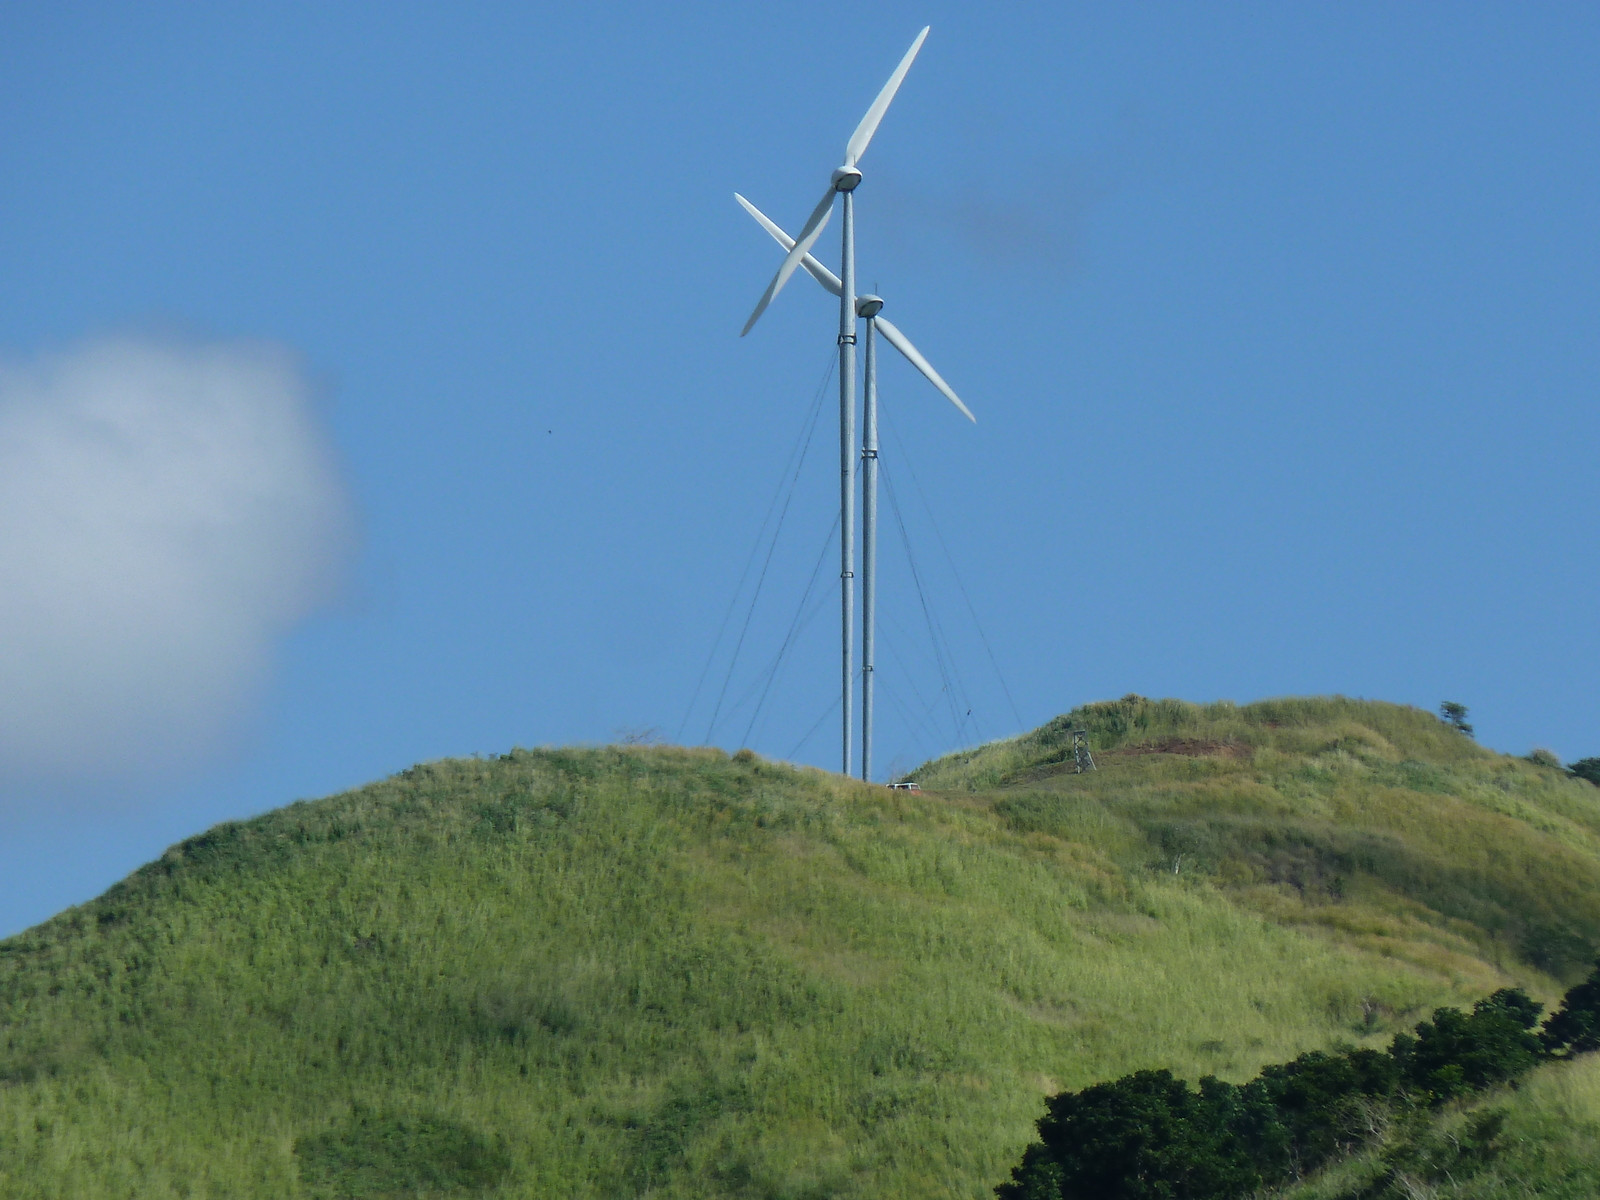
[740,26,929,337]
[736,195,975,424]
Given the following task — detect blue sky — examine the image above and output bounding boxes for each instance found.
[1,2,1596,936]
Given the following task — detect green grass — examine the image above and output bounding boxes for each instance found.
[915,696,1600,983]
[2,697,1599,1198]
[1265,1053,1600,1199]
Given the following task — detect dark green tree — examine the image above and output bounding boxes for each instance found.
[1241,1047,1400,1179]
[994,1069,1260,1200]
[1401,989,1542,1102]
[1542,960,1600,1055]
[1566,758,1600,786]
[1439,702,1474,738]
[996,980,1582,1200]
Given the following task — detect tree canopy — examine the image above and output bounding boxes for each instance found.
[997,966,1600,1200]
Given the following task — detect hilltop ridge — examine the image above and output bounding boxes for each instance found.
[2,696,1598,1198]
[914,695,1600,984]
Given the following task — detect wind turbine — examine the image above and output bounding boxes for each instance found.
[732,120,966,780]
[739,26,932,778]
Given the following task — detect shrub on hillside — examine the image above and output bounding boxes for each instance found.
[294,1107,510,1198]
[1242,1046,1400,1175]
[996,985,1565,1200]
[1542,960,1600,1056]
[1395,989,1543,1102]
[995,1069,1262,1200]
[1439,702,1474,738]
[1567,757,1600,787]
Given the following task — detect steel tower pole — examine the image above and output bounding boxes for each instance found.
[838,189,857,776]
[860,312,879,781]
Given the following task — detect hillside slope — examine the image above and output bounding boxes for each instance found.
[2,697,1598,1198]
[914,696,1600,985]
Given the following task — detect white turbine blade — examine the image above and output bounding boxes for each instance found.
[875,316,975,422]
[740,186,836,336]
[734,193,843,297]
[845,26,930,167]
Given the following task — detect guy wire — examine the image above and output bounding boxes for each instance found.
[881,405,1023,731]
[695,348,836,744]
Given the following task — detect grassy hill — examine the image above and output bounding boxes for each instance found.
[2,696,1599,1198]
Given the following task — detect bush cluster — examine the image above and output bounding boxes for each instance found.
[997,963,1600,1200]
[1568,757,1600,787]
[294,1106,510,1198]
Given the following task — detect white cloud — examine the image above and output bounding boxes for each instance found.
[0,336,355,788]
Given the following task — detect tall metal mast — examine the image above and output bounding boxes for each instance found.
[858,297,884,780]
[837,182,858,775]
[737,28,967,778]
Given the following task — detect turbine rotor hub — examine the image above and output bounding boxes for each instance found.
[856,295,884,318]
[832,165,863,192]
